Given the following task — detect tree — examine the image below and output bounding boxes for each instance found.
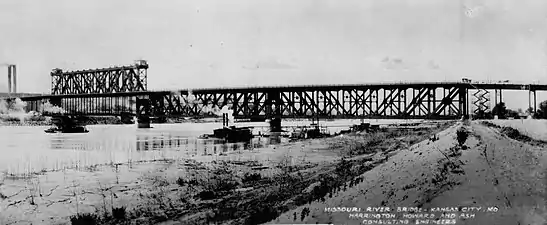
[492,102,507,119]
[536,101,547,119]
[505,109,519,119]
[473,108,492,119]
[526,107,534,114]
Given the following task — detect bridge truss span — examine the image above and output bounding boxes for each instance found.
[50,60,148,95]
[25,81,547,120]
[147,85,468,119]
[17,83,472,119]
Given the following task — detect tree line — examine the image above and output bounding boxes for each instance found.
[474,100,547,119]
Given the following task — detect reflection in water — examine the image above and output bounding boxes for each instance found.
[135,134,192,151]
[134,134,265,156]
[0,124,292,176]
[49,133,275,156]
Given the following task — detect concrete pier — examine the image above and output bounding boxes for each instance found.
[270,117,282,132]
[137,115,151,128]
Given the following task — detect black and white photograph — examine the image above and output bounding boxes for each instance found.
[1,0,547,224]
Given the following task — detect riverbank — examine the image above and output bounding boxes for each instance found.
[0,121,454,224]
[0,113,51,126]
[270,119,547,225]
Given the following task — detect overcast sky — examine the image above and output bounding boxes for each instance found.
[1,0,546,109]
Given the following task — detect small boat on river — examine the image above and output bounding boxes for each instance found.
[44,115,89,134]
[44,126,89,133]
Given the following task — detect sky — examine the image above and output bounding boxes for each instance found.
[0,0,546,109]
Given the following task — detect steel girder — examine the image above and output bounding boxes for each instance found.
[23,96,135,116]
[50,61,148,95]
[55,97,134,115]
[146,86,467,119]
[147,92,270,119]
[136,96,150,118]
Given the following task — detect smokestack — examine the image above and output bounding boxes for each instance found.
[12,65,16,93]
[7,65,12,94]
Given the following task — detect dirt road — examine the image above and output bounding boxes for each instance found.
[452,122,547,224]
[270,121,547,225]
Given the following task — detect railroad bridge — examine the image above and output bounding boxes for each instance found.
[3,61,544,125]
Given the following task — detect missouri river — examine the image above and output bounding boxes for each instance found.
[0,119,423,176]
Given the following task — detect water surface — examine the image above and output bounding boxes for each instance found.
[0,119,424,175]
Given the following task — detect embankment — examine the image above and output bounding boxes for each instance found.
[271,120,547,225]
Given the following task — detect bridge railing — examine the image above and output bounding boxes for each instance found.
[4,80,547,101]
[144,81,471,92]
[143,80,547,92]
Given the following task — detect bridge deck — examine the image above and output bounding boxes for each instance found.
[5,81,543,120]
[10,81,547,100]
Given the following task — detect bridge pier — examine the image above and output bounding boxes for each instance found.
[266,91,282,132]
[49,97,62,108]
[493,89,503,107]
[534,90,537,112]
[137,115,151,128]
[270,117,282,132]
[136,96,151,128]
[459,88,469,119]
[529,90,537,114]
[467,89,470,118]
[494,89,498,106]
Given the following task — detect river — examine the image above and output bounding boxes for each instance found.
[0,119,425,176]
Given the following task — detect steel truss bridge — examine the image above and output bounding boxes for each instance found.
[14,83,543,120]
[4,61,544,120]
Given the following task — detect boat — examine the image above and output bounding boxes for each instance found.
[212,126,254,143]
[44,115,89,134]
[289,124,330,140]
[200,112,254,143]
[198,126,254,142]
[45,126,89,133]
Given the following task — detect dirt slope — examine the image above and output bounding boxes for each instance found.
[269,121,547,225]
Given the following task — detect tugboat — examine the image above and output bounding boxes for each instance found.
[200,113,253,143]
[44,115,89,133]
[289,118,331,141]
[212,126,253,143]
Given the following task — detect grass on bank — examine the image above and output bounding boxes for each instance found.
[480,121,547,145]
